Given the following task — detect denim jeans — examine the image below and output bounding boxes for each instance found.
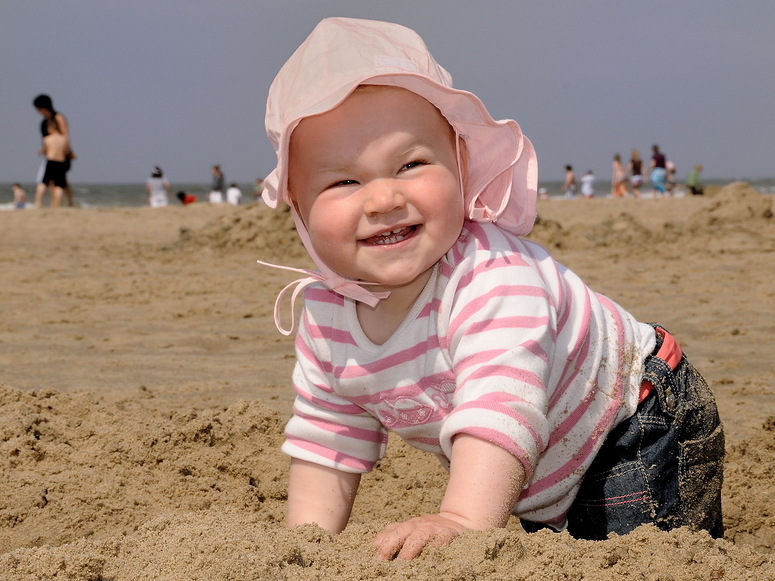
[522,325,725,540]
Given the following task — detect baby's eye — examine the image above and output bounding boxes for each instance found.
[326,179,358,189]
[400,160,428,172]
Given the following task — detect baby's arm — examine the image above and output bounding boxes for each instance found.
[287,458,361,534]
[374,433,525,560]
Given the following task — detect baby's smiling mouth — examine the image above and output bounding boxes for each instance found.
[362,225,416,246]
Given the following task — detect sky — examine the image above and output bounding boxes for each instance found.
[2,1,774,185]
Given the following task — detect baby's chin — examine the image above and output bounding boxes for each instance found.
[357,267,437,294]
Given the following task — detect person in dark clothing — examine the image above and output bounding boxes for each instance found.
[33,95,75,206]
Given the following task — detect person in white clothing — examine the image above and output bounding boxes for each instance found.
[226,182,242,206]
[580,169,595,198]
[146,166,171,208]
[256,17,724,561]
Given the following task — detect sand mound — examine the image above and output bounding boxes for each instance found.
[176,184,774,262]
[530,212,656,250]
[685,183,775,254]
[175,203,308,261]
[0,385,288,555]
[529,183,774,256]
[689,181,774,227]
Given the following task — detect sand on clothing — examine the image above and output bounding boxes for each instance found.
[0,183,773,580]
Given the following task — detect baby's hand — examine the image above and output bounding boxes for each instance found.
[373,513,469,560]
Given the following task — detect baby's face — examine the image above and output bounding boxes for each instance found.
[288,86,465,294]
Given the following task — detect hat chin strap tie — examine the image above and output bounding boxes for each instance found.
[469,206,494,222]
[255,260,390,336]
[258,207,390,335]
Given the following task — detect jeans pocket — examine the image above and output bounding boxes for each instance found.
[678,422,725,537]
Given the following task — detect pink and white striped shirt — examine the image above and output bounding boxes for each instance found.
[282,221,656,525]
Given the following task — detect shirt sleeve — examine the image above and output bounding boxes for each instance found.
[437,233,559,481]
[281,306,389,473]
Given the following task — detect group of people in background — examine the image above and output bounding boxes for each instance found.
[145,165,203,207]
[24,94,704,209]
[22,93,265,211]
[562,144,704,200]
[206,164,244,206]
[145,164,265,208]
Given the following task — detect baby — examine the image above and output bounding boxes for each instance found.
[35,118,71,208]
[258,18,724,561]
[12,184,27,209]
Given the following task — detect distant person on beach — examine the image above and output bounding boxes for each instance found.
[253,177,265,202]
[257,18,724,560]
[12,184,27,209]
[35,118,71,208]
[209,165,225,203]
[649,144,667,197]
[226,182,242,206]
[580,170,595,198]
[563,165,577,198]
[665,161,677,197]
[146,166,171,208]
[686,164,704,196]
[628,150,643,199]
[176,191,197,205]
[33,95,74,207]
[612,154,628,198]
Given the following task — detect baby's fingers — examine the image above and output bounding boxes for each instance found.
[373,517,463,561]
[373,521,412,560]
[395,525,460,561]
[394,526,439,561]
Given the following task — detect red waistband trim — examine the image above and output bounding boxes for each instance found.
[639,327,683,404]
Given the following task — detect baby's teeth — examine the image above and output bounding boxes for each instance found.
[376,232,406,244]
[368,226,411,245]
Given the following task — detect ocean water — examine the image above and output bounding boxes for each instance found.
[2,178,774,210]
[0,182,260,210]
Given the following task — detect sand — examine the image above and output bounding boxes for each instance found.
[0,183,773,580]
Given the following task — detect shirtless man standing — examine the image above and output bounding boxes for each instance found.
[35,118,71,208]
[563,165,577,198]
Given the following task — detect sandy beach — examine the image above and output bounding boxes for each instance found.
[0,183,773,580]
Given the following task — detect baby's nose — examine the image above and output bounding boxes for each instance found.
[363,181,406,215]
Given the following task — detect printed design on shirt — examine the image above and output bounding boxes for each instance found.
[377,377,456,429]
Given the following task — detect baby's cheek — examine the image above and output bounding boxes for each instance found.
[308,207,343,241]
[307,210,355,266]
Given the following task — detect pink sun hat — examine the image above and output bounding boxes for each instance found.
[259,17,538,333]
[264,16,537,235]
